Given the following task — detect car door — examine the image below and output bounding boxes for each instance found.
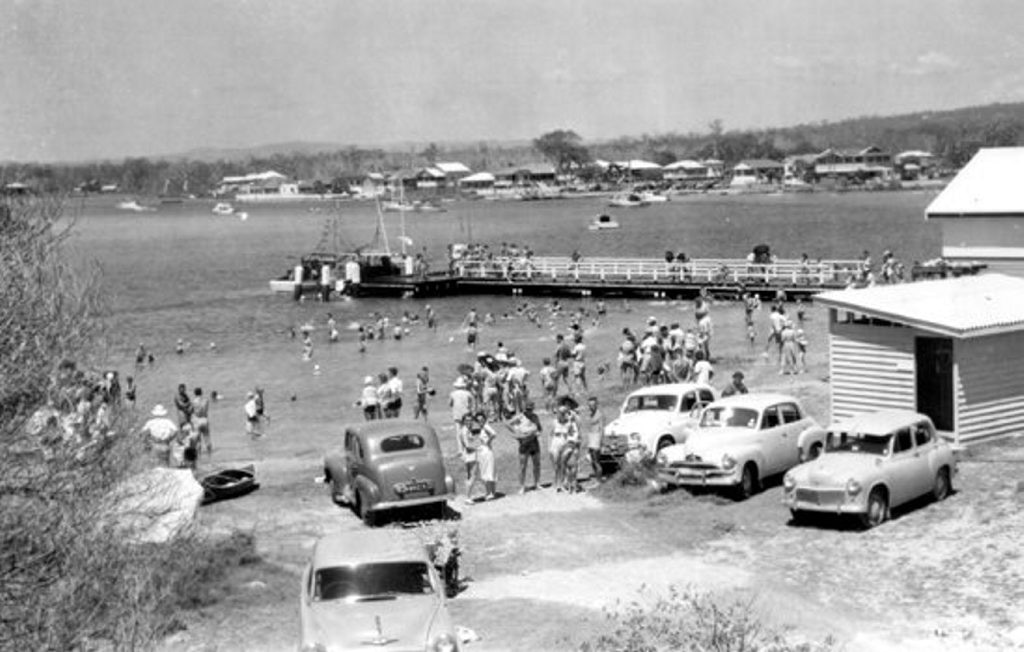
[885,427,919,505]
[910,420,939,497]
[758,405,787,474]
[776,402,806,468]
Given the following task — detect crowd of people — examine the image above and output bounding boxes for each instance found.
[138,381,220,469]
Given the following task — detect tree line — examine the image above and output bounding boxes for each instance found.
[3,101,1023,194]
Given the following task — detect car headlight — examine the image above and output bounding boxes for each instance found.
[429,632,458,652]
[656,451,668,466]
[721,454,736,470]
[783,472,796,491]
[845,478,862,495]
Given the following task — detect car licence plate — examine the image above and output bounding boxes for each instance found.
[397,479,432,495]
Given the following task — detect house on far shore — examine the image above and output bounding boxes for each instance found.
[813,146,893,179]
[433,162,472,184]
[730,159,784,186]
[926,147,1024,277]
[816,273,1024,446]
[458,172,495,193]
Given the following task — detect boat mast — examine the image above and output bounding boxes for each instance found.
[373,197,391,256]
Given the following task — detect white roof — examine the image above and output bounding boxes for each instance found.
[616,159,662,170]
[460,172,495,183]
[220,170,286,184]
[435,161,471,174]
[663,159,706,170]
[816,273,1024,338]
[926,147,1024,217]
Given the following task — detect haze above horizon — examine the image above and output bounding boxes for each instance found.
[4,0,1024,163]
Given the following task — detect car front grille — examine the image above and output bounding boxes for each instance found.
[795,488,846,506]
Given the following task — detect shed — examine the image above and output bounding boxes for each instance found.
[925,147,1024,277]
[816,273,1024,446]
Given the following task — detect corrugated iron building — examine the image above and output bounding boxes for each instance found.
[816,274,1024,446]
[926,147,1024,277]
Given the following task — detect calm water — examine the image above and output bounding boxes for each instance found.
[67,190,940,354]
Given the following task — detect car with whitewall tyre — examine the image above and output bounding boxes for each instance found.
[656,393,827,499]
[600,383,717,465]
[782,410,957,529]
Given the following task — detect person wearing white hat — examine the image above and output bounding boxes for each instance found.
[449,376,474,427]
[357,376,380,420]
[139,404,178,466]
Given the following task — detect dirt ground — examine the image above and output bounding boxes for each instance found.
[155,302,1024,652]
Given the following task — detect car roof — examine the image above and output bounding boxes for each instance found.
[345,420,438,442]
[830,409,931,435]
[311,530,429,569]
[626,383,714,398]
[709,393,800,410]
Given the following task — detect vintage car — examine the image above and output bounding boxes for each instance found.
[324,421,455,525]
[300,530,460,652]
[782,410,957,529]
[600,383,717,464]
[657,393,827,499]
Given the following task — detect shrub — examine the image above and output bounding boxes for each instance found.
[580,586,835,652]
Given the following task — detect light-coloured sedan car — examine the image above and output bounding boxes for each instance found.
[324,421,455,525]
[300,530,459,652]
[600,383,717,463]
[783,410,957,529]
[657,393,827,499]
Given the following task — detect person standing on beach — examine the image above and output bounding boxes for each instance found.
[192,387,212,456]
[780,320,800,375]
[693,351,714,386]
[302,332,314,361]
[244,391,261,437]
[414,366,432,420]
[358,376,381,420]
[571,333,588,392]
[450,376,475,427]
[426,304,437,331]
[174,383,192,427]
[509,402,542,493]
[140,404,177,466]
[385,367,403,418]
[457,414,483,503]
[583,396,606,483]
[124,376,137,409]
[474,412,498,500]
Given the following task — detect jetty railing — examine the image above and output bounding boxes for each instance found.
[455,256,865,287]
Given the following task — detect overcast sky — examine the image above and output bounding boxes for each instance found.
[3,0,1024,162]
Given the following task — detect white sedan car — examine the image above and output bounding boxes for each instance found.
[657,393,827,499]
[782,410,957,528]
[300,530,459,652]
[600,383,717,464]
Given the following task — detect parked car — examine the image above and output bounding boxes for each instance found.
[782,410,957,529]
[657,393,827,498]
[324,421,455,525]
[299,530,460,652]
[600,383,717,464]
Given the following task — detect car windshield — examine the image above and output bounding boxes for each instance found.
[623,394,677,413]
[699,406,759,429]
[826,431,892,455]
[314,562,434,601]
[378,434,426,454]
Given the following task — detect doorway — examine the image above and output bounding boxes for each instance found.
[915,337,954,431]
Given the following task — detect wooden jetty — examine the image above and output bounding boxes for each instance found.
[353,255,870,300]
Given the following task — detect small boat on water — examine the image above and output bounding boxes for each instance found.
[212,202,235,215]
[200,465,260,505]
[588,213,621,231]
[638,190,669,203]
[117,199,156,212]
[608,193,649,208]
[381,200,416,213]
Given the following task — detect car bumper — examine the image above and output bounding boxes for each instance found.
[658,466,739,487]
[782,487,865,514]
[370,492,455,512]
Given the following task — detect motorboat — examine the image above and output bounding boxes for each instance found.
[381,200,416,213]
[116,199,156,212]
[212,202,235,215]
[588,213,621,231]
[608,193,649,208]
[638,190,669,203]
[200,465,260,505]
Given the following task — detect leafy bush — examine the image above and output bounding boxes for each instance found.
[580,586,835,652]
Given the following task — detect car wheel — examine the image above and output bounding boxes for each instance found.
[860,488,888,529]
[735,463,759,500]
[932,467,951,501]
[357,490,375,526]
[656,436,674,451]
[807,442,823,461]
